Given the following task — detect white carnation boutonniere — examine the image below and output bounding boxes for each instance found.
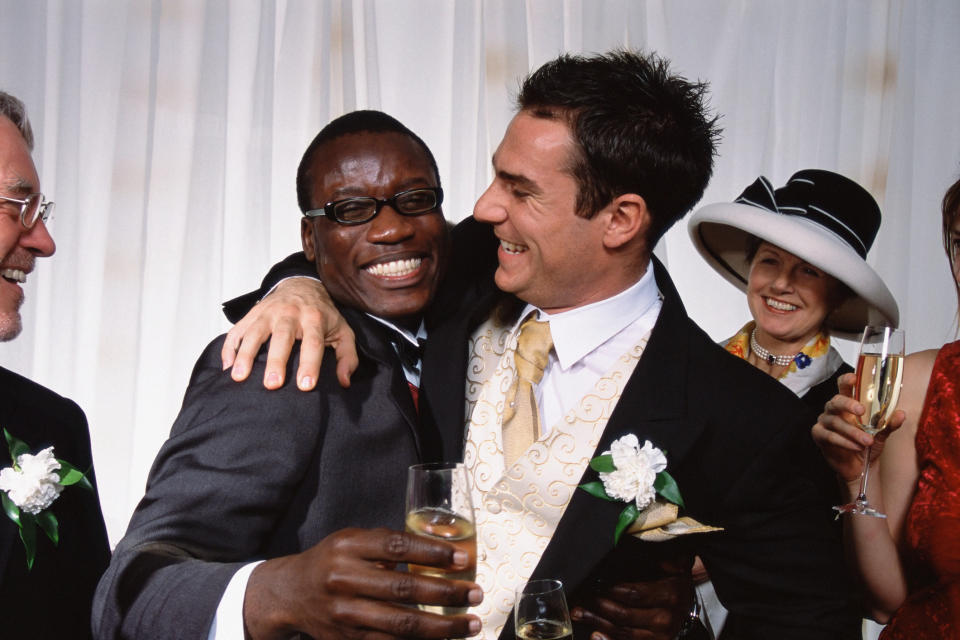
[579,434,685,544]
[0,428,93,569]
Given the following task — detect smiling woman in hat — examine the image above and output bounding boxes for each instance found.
[685,169,899,635]
[688,169,899,407]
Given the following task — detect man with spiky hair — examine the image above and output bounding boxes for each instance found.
[0,90,110,639]
[227,50,860,639]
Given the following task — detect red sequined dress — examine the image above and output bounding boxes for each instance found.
[882,341,960,638]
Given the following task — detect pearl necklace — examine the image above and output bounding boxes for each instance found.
[750,329,798,367]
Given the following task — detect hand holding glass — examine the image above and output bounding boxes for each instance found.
[834,326,905,518]
[405,462,477,614]
[514,579,573,640]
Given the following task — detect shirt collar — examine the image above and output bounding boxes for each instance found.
[366,314,427,346]
[516,260,660,370]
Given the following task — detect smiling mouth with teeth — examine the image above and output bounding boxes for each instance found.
[501,239,527,254]
[365,257,422,278]
[1,268,26,284]
[764,297,798,312]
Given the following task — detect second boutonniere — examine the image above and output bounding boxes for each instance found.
[0,428,93,569]
[579,434,684,543]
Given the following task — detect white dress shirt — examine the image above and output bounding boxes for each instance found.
[514,261,662,432]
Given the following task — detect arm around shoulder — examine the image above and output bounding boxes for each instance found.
[220,254,357,391]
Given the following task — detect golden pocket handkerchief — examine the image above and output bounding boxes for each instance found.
[627,500,723,542]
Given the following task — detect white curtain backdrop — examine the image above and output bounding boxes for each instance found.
[1,7,958,610]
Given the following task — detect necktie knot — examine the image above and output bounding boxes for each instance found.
[391,336,425,375]
[501,314,554,465]
[514,316,553,385]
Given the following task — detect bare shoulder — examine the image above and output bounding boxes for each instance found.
[900,348,940,429]
[904,348,938,378]
[889,349,939,448]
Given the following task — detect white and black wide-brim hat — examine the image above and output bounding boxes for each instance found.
[687,169,899,338]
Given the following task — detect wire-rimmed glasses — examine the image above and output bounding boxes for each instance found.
[0,193,54,228]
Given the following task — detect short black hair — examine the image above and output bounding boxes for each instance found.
[296,110,440,212]
[516,50,721,246]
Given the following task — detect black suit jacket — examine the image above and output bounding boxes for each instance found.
[227,219,861,638]
[0,366,110,639]
[92,307,443,638]
[424,251,858,639]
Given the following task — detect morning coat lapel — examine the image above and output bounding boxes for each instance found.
[346,309,428,459]
[422,285,503,463]
[418,215,504,462]
[0,470,17,583]
[501,260,704,638]
[0,369,28,582]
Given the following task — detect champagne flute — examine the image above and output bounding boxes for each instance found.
[404,462,477,614]
[834,326,905,518]
[514,579,573,640]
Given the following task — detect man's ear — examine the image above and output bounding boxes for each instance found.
[301,217,318,261]
[602,193,649,250]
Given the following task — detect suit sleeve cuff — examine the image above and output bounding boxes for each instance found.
[208,560,265,640]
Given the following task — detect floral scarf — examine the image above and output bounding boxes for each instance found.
[724,321,845,398]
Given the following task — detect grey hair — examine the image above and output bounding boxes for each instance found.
[0,91,34,151]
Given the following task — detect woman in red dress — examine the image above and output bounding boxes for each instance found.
[813,175,960,637]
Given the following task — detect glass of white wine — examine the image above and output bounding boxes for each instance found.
[514,579,573,640]
[834,325,905,518]
[404,462,477,615]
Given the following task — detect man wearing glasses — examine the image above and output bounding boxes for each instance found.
[0,90,110,638]
[93,111,484,640]
[0,97,54,340]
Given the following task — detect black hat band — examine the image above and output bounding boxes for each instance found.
[734,175,875,259]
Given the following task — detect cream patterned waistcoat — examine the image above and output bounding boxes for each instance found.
[463,315,649,639]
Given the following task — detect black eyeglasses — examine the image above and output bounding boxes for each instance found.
[0,193,55,229]
[304,187,443,225]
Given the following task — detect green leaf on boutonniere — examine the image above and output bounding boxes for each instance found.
[19,514,37,570]
[36,509,59,546]
[588,454,615,473]
[613,503,639,545]
[1,492,20,526]
[58,460,92,490]
[654,471,684,508]
[3,428,29,462]
[579,480,615,501]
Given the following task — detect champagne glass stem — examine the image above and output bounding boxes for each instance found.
[855,445,872,504]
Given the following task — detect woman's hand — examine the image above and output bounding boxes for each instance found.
[811,372,904,485]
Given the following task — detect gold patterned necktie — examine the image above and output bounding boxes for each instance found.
[502,314,554,466]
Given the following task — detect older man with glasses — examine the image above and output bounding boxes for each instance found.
[0,90,110,639]
[0,106,55,339]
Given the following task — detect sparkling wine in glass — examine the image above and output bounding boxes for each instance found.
[834,326,905,518]
[514,579,573,640]
[404,462,477,614]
